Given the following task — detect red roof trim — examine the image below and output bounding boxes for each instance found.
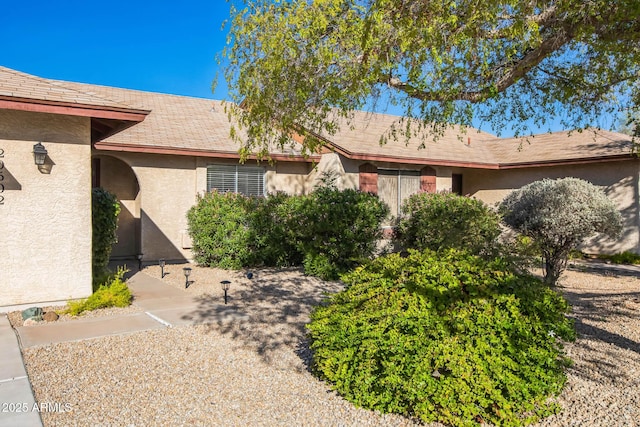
[0,97,149,122]
[93,141,320,162]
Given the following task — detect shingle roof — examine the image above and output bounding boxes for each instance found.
[324,111,500,166]
[0,66,140,111]
[323,110,635,167]
[59,81,307,158]
[2,65,633,166]
[61,81,238,152]
[485,129,634,166]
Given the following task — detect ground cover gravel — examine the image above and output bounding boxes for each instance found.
[19,264,640,426]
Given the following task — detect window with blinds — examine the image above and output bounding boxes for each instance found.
[206,164,265,196]
[378,169,421,218]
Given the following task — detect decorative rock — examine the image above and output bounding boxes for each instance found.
[23,318,41,326]
[21,307,43,321]
[43,311,60,322]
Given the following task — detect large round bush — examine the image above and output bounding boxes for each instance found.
[307,249,575,426]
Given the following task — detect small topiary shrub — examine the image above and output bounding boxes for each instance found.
[66,267,132,316]
[92,187,121,277]
[187,191,253,269]
[307,249,576,427]
[396,192,502,256]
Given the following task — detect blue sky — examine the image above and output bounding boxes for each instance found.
[1,1,621,136]
[2,0,231,100]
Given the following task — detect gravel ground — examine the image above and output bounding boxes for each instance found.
[19,264,640,427]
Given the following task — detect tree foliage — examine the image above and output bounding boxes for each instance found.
[499,177,622,285]
[222,0,640,156]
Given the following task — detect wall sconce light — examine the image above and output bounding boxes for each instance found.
[159,259,166,278]
[33,142,47,166]
[183,267,192,288]
[221,280,231,304]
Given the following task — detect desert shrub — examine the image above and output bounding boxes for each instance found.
[308,249,575,427]
[292,187,389,279]
[186,187,387,278]
[397,192,501,256]
[92,187,121,277]
[500,178,622,285]
[187,191,253,269]
[599,251,640,264]
[248,192,304,267]
[66,267,131,315]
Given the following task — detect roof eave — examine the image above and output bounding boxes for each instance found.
[0,96,149,122]
[93,142,320,162]
[497,154,638,169]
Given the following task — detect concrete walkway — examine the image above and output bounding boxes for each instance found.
[0,269,248,426]
[15,270,248,348]
[0,315,42,427]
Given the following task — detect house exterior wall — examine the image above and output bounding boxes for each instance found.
[0,110,92,310]
[463,161,640,254]
[95,154,315,264]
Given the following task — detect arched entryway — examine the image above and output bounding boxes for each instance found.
[92,155,141,259]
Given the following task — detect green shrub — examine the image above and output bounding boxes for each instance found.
[187,191,253,269]
[248,192,304,267]
[292,187,389,279]
[599,251,640,264]
[307,249,575,427]
[66,268,132,316]
[397,192,502,257]
[500,178,622,285]
[186,187,388,278]
[92,188,121,277]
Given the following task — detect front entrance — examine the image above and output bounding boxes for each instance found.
[92,155,141,259]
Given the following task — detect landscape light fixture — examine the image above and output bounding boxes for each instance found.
[183,267,192,288]
[221,280,231,304]
[33,142,47,166]
[137,253,143,270]
[159,259,166,278]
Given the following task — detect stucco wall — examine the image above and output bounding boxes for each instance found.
[98,152,198,263]
[95,154,315,264]
[0,110,92,310]
[462,161,640,254]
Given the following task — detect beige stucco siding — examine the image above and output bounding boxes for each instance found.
[95,155,315,263]
[463,161,640,254]
[0,110,92,310]
[102,152,198,262]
